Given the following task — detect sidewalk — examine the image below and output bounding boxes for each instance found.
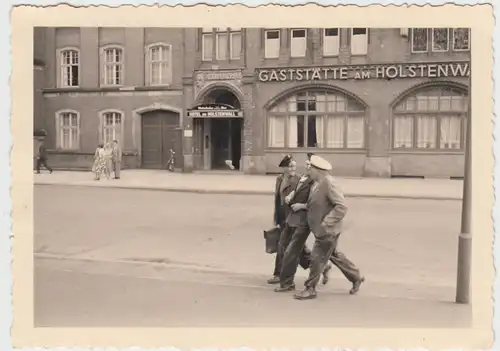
[34,169,463,200]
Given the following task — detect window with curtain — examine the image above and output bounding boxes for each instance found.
[267,90,366,149]
[101,46,124,86]
[392,86,468,150]
[147,44,171,86]
[102,111,123,144]
[59,49,79,87]
[57,111,79,149]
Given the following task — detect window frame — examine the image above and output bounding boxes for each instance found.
[55,109,80,150]
[100,45,125,87]
[452,28,471,52]
[99,109,125,146]
[323,28,340,57]
[201,28,214,62]
[229,28,242,60]
[410,28,429,54]
[431,28,450,53]
[391,88,468,151]
[57,47,80,88]
[266,90,367,150]
[350,28,369,56]
[145,42,173,86]
[264,29,281,59]
[290,28,307,58]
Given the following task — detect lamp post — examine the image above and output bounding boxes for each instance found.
[455,72,472,304]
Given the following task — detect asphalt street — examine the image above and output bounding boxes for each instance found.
[34,185,467,327]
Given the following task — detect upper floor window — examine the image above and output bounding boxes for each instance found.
[392,86,468,150]
[101,46,124,86]
[265,29,280,59]
[453,28,471,51]
[146,43,172,86]
[323,28,340,56]
[267,90,366,149]
[58,48,79,88]
[101,110,124,145]
[56,110,79,149]
[351,28,368,55]
[290,29,307,58]
[202,28,242,61]
[411,28,470,53]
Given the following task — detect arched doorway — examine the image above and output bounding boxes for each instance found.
[141,109,183,169]
[193,88,243,171]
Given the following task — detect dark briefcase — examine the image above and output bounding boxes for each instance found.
[263,227,281,254]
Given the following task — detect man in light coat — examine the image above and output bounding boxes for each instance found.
[294,155,364,300]
[111,140,122,179]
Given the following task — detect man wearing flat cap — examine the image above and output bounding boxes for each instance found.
[294,155,364,300]
[268,154,300,284]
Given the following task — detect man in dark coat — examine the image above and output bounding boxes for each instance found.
[275,153,332,292]
[294,155,364,300]
[268,155,300,284]
[36,140,53,174]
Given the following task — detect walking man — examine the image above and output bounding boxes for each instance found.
[36,140,53,174]
[111,140,122,179]
[294,155,364,300]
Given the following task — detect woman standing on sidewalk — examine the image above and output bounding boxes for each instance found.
[92,144,107,181]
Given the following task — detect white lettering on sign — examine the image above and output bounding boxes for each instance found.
[198,71,243,81]
[257,62,470,82]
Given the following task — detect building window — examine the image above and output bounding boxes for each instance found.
[202,28,213,61]
[350,28,368,55]
[59,48,79,87]
[146,43,171,86]
[265,29,280,59]
[393,86,468,150]
[102,111,123,144]
[411,28,428,53]
[453,28,471,51]
[290,29,307,57]
[230,28,242,60]
[56,110,79,149]
[432,28,449,52]
[215,27,229,60]
[323,28,340,56]
[101,46,124,86]
[267,90,366,149]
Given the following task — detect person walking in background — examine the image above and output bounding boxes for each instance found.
[36,140,53,174]
[267,155,300,285]
[92,144,107,181]
[294,155,364,300]
[103,142,113,180]
[111,139,122,179]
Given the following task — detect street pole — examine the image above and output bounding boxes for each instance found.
[455,71,472,304]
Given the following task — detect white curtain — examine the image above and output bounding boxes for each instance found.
[416,115,437,148]
[288,115,298,148]
[393,116,413,148]
[216,33,228,60]
[326,116,344,148]
[314,116,324,147]
[440,116,462,149]
[268,116,285,147]
[347,117,364,148]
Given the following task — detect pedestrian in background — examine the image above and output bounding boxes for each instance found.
[103,142,113,180]
[36,140,53,174]
[111,139,122,179]
[267,155,300,285]
[92,144,106,181]
[294,155,364,300]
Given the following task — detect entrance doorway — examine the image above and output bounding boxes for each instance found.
[141,110,183,169]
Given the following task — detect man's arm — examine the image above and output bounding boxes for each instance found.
[322,179,348,226]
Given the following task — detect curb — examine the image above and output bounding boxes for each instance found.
[34,182,462,201]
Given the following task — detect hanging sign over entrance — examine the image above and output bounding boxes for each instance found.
[187,104,243,118]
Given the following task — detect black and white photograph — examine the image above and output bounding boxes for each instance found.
[9,3,495,349]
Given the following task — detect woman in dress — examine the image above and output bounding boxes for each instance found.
[103,142,113,179]
[92,144,106,180]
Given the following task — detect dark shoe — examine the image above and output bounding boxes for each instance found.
[267,276,280,284]
[36,172,41,174]
[350,276,365,295]
[49,169,53,174]
[274,284,295,292]
[294,287,317,300]
[322,262,332,285]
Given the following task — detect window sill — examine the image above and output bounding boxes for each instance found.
[44,86,176,93]
[266,148,366,154]
[323,54,340,58]
[390,149,464,155]
[350,53,368,57]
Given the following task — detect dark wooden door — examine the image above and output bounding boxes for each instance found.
[141,111,182,169]
[211,119,230,169]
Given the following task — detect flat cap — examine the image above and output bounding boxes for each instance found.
[278,154,293,168]
[309,155,332,171]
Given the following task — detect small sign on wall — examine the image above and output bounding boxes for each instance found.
[184,129,193,138]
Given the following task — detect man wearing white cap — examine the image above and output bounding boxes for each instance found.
[294,155,364,300]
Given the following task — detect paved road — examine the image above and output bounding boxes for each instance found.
[35,256,471,328]
[35,185,462,288]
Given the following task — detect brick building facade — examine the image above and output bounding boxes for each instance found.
[34,27,471,177]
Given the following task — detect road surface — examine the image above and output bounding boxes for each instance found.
[34,185,468,327]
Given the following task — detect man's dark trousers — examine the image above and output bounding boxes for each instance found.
[279,224,311,286]
[273,224,311,277]
[36,157,52,173]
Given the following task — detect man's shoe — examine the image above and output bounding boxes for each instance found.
[349,276,365,295]
[274,284,295,292]
[294,287,317,300]
[322,262,332,285]
[49,169,53,174]
[267,276,280,284]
